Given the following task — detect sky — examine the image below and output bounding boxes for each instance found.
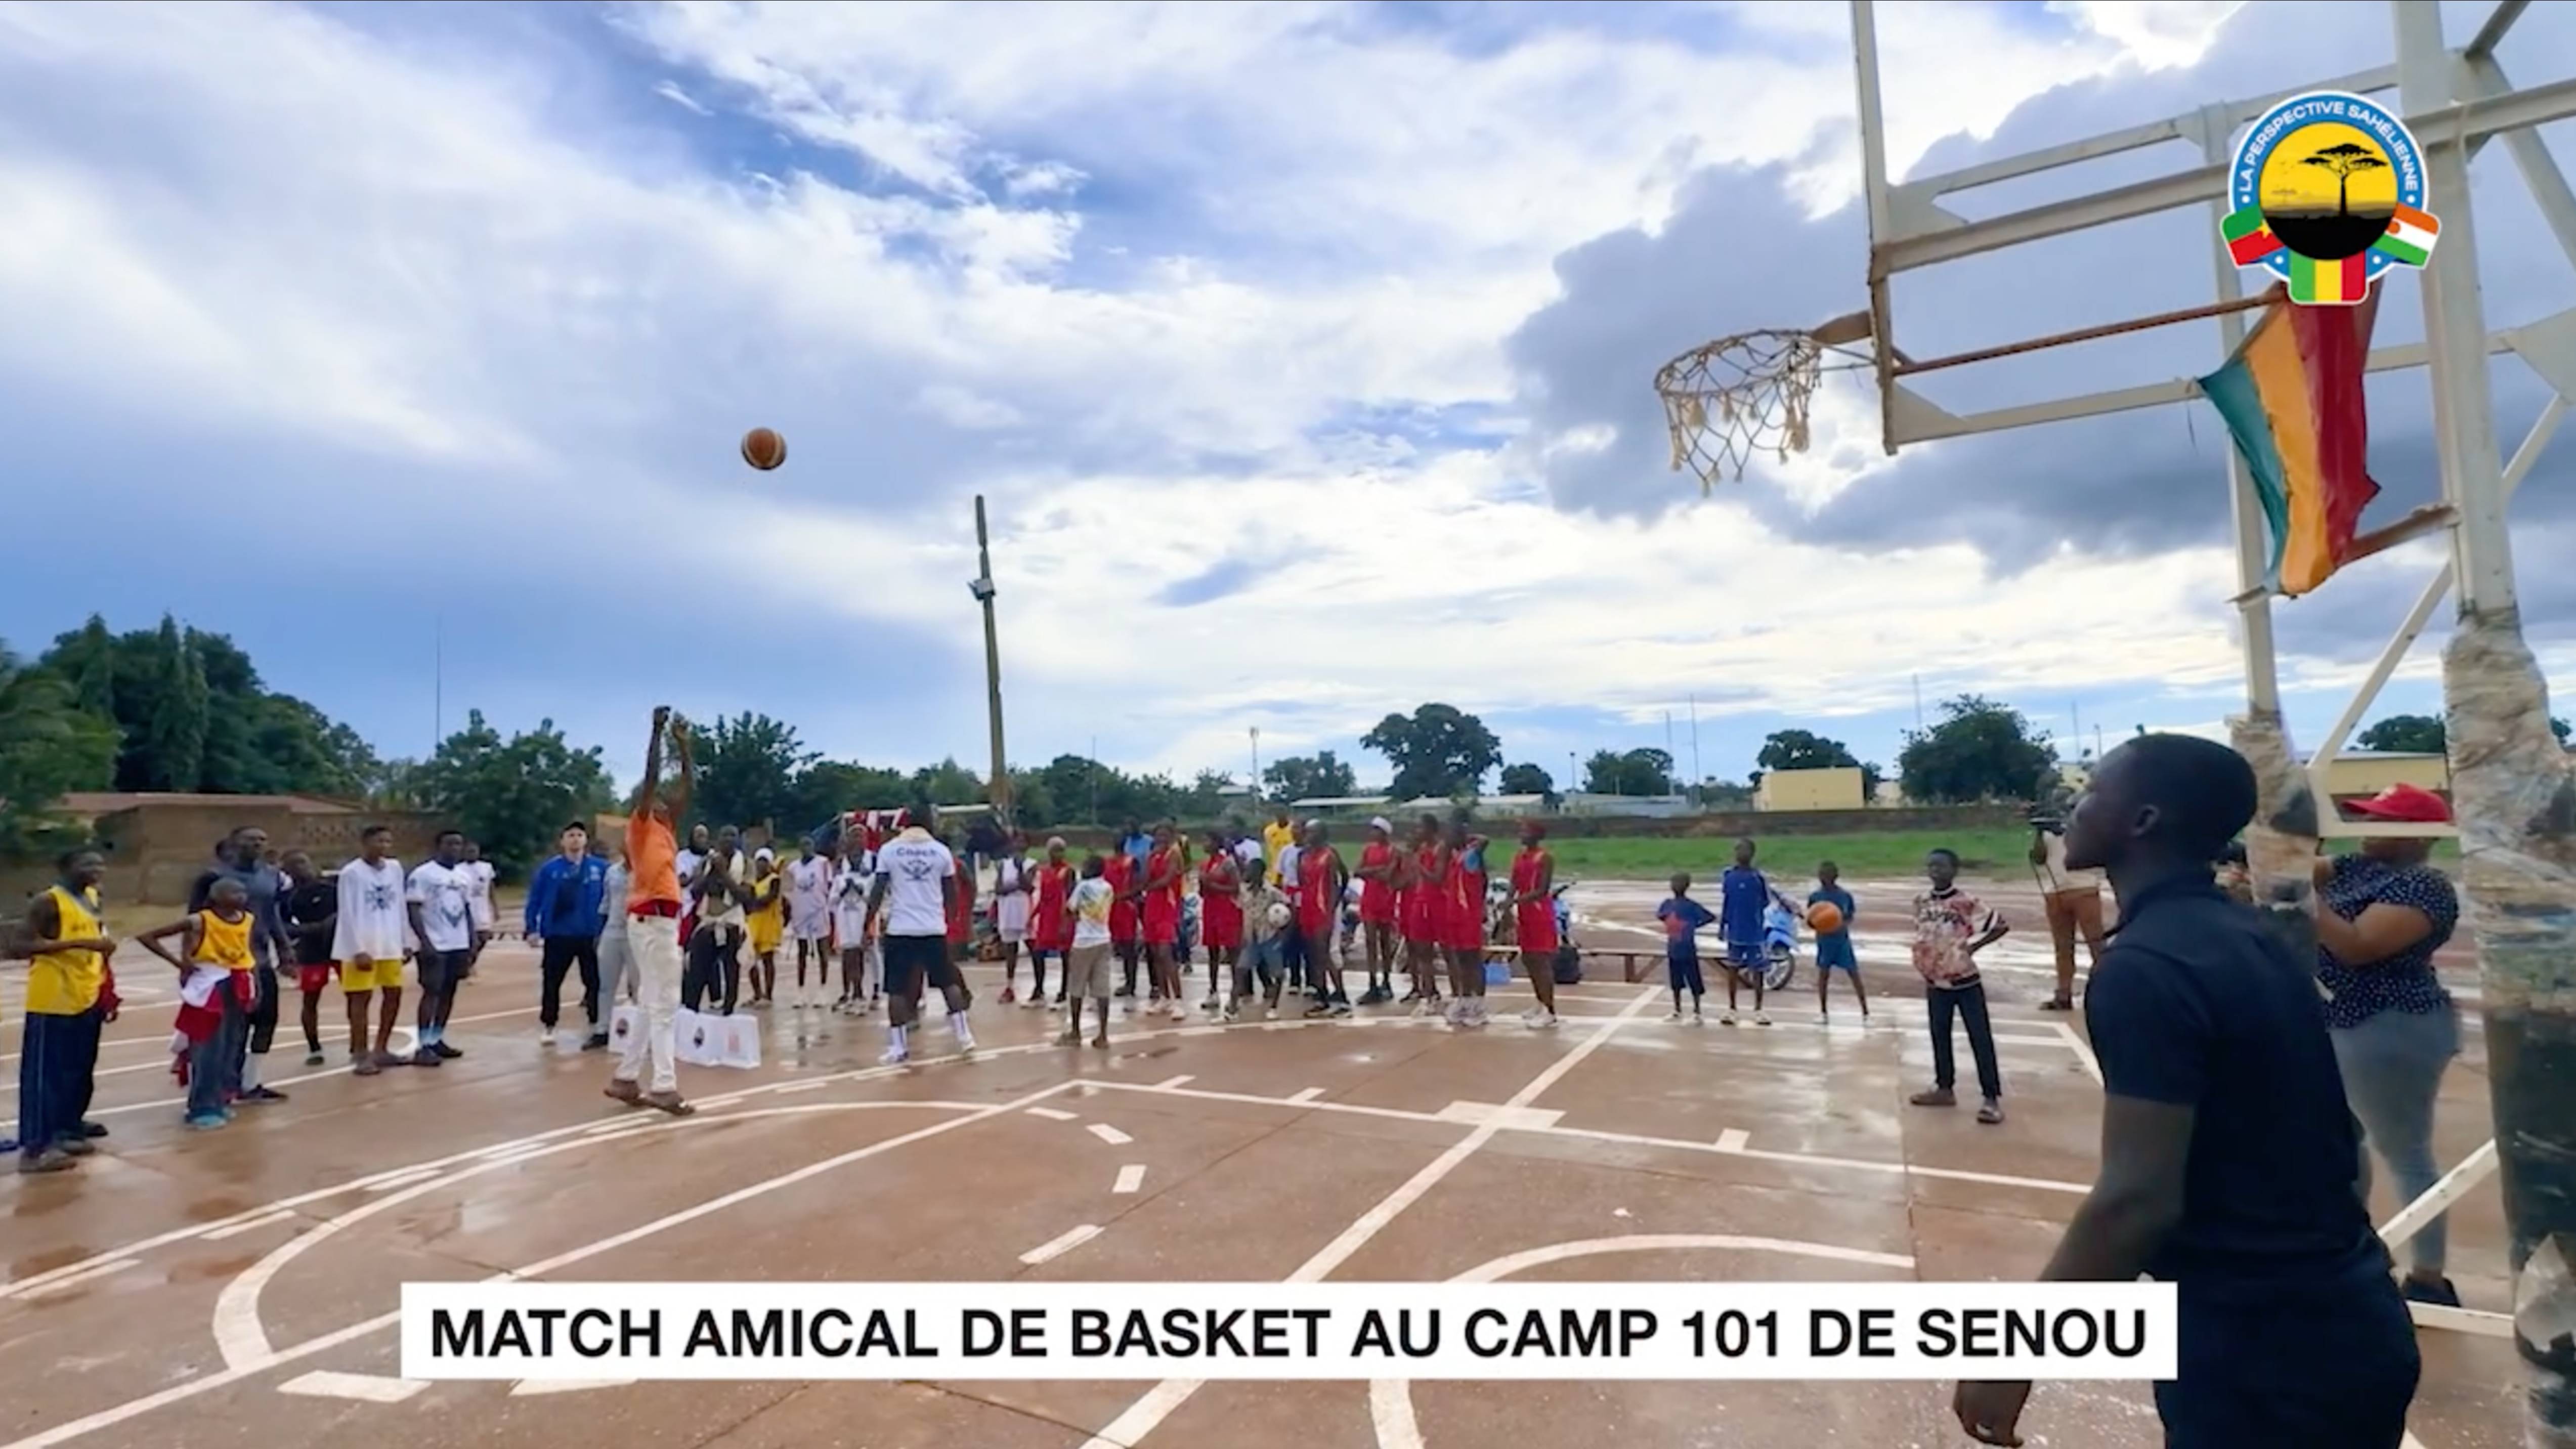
[3,0,2572,793]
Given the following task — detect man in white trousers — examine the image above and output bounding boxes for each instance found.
[605,707,694,1116]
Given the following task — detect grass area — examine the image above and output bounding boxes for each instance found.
[1546,830,2460,883]
[1544,828,2036,882]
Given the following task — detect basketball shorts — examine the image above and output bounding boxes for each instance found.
[1815,935,1858,972]
[416,949,474,993]
[1722,939,1767,973]
[883,934,964,1001]
[341,955,403,993]
[1068,943,1115,998]
[297,961,339,993]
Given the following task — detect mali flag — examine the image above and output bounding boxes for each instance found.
[2197,289,2383,596]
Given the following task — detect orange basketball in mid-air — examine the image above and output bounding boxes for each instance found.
[740,427,787,471]
[1807,901,1844,934]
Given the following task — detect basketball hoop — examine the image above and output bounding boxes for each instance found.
[1653,310,1874,491]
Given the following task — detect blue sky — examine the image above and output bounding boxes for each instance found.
[2,0,2570,793]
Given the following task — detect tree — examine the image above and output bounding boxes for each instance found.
[1755,728,1882,800]
[136,615,208,792]
[1584,747,1673,795]
[1498,762,1555,802]
[911,757,986,811]
[1362,703,1501,801]
[787,760,911,835]
[1897,695,2058,804]
[410,710,612,874]
[693,712,818,830]
[1263,750,1357,805]
[2357,712,2570,755]
[2300,141,2387,216]
[0,645,120,855]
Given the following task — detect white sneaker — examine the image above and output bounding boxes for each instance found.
[1755,1011,1772,1027]
[1720,1011,1738,1026]
[1666,1009,1685,1023]
[538,1026,559,1047]
[1521,1007,1557,1029]
[878,1045,909,1066]
[1819,1012,1831,1026]
[1692,1009,1705,1026]
[1023,995,1048,1010]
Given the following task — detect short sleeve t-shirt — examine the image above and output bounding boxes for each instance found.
[407,860,479,954]
[1657,897,1717,959]
[1807,885,1856,940]
[874,832,956,937]
[1911,886,2001,988]
[2316,855,2458,1028]
[2085,874,2382,1296]
[333,857,409,962]
[279,879,339,965]
[1716,866,1770,944]
[1070,877,1116,948]
[462,860,497,929]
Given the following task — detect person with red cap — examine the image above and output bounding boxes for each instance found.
[2312,781,2465,1308]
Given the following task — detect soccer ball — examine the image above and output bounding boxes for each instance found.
[1265,902,1293,930]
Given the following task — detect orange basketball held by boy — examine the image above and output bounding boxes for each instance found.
[740,427,787,471]
[1807,900,1844,935]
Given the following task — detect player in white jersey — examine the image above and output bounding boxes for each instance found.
[785,835,835,1011]
[832,829,879,1013]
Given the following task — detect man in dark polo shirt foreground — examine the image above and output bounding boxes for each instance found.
[1952,734,2418,1448]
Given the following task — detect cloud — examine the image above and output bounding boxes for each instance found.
[0,0,2564,798]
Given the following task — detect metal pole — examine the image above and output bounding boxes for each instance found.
[1689,695,1703,807]
[2398,4,2576,1439]
[1251,726,1262,802]
[2188,105,2285,715]
[433,612,444,747]
[971,495,1012,831]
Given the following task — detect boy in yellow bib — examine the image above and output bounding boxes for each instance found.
[140,876,260,1130]
[15,848,117,1174]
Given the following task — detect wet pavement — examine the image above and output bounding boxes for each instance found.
[0,879,2519,1448]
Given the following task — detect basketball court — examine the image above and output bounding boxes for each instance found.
[0,873,2523,1449]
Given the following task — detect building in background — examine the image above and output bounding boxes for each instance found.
[1754,767,1867,813]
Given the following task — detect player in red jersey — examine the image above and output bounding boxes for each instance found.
[1446,817,1492,1029]
[1403,815,1447,1017]
[1354,818,1398,1006]
[1103,849,1143,1010]
[1297,822,1350,1017]
[1197,828,1246,1018]
[1028,837,1076,1009]
[1511,820,1561,1028]
[1139,824,1186,1019]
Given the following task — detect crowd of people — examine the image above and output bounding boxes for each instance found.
[5,714,2476,1395]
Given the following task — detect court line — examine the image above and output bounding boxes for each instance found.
[1086,1078,2093,1198]
[201,1210,298,1242]
[209,1099,995,1369]
[18,1259,139,1301]
[74,1004,541,1118]
[1075,984,1664,1449]
[1018,1224,1101,1266]
[277,1371,424,1404]
[1368,1233,1918,1449]
[1113,1165,1146,1195]
[3,1014,1332,1300]
[2051,1019,2105,1087]
[1087,1123,1134,1146]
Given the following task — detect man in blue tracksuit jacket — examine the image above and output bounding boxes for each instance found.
[525,820,614,1049]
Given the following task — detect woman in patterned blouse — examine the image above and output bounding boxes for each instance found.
[2310,783,2463,1308]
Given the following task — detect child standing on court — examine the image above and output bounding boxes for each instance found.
[1809,861,1866,1026]
[139,875,260,1130]
[1909,847,2010,1125]
[1060,855,1117,1049]
[1655,872,1716,1024]
[1716,838,1780,1027]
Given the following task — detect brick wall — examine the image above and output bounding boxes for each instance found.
[3,802,448,910]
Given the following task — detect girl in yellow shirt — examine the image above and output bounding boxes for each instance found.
[744,850,785,1007]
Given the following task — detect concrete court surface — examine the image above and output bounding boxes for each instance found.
[0,877,2520,1449]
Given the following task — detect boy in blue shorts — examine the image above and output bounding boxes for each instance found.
[1716,839,1783,1027]
[1655,872,1715,1024]
[1809,861,1866,1026]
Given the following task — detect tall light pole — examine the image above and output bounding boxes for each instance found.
[1250,726,1262,802]
[969,496,1011,830]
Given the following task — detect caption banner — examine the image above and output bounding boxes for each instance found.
[403,1282,2176,1381]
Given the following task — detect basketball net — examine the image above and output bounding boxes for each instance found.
[1653,312,1873,491]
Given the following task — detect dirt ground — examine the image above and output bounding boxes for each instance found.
[0,874,2517,1449]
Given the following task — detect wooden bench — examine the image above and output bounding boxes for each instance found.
[1481,943,1659,984]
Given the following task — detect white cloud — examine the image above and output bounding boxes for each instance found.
[3,0,2552,789]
